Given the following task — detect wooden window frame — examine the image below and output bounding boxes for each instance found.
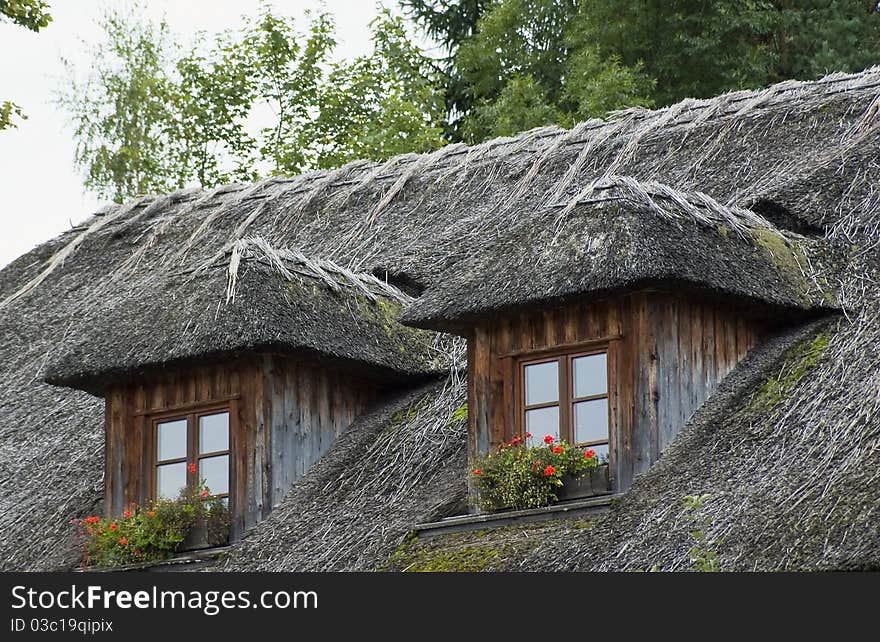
[515,345,610,451]
[149,402,233,504]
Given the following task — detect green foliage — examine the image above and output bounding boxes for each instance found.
[58,4,445,201]
[391,538,501,571]
[450,402,468,423]
[407,0,880,143]
[170,30,258,186]
[454,0,655,142]
[1,0,51,131]
[0,101,25,131]
[752,331,830,411]
[74,483,230,569]
[471,436,598,511]
[243,8,336,174]
[310,9,446,170]
[57,6,178,201]
[0,0,51,31]
[462,74,562,141]
[682,494,720,572]
[560,40,655,122]
[399,0,490,139]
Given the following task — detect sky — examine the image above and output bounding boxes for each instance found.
[0,1,402,269]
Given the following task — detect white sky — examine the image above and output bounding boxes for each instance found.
[0,1,403,268]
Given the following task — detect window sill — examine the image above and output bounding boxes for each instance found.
[73,545,231,573]
[413,494,620,539]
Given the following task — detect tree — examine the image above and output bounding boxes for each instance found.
[399,0,491,138]
[311,10,446,169]
[57,7,179,201]
[169,30,258,187]
[455,0,653,142]
[0,0,50,30]
[404,0,880,144]
[1,0,52,130]
[59,5,446,201]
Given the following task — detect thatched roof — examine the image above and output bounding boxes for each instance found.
[402,176,837,332]
[1,68,879,570]
[44,238,444,395]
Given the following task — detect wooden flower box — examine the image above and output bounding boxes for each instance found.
[180,518,229,552]
[556,464,612,501]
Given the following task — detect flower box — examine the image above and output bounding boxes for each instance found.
[181,517,230,551]
[557,464,611,501]
[471,436,602,512]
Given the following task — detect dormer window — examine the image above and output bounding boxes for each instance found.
[453,294,770,498]
[153,408,231,504]
[519,349,609,460]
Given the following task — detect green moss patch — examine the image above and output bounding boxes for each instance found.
[749,227,835,305]
[386,521,581,572]
[750,330,831,411]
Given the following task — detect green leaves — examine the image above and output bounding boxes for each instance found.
[56,7,178,201]
[0,101,25,131]
[408,0,880,144]
[58,5,446,201]
[0,0,51,32]
[453,0,655,142]
[1,0,51,132]
[682,493,721,571]
[471,439,598,511]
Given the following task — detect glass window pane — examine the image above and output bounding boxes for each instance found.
[199,412,229,454]
[525,361,559,405]
[573,353,607,398]
[525,406,559,446]
[157,462,186,500]
[200,455,229,496]
[589,443,609,464]
[157,419,187,461]
[574,398,609,444]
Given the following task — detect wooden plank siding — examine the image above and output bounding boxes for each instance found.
[468,291,766,494]
[104,355,378,539]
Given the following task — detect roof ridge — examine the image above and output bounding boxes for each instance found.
[81,68,880,232]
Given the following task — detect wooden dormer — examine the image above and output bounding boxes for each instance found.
[467,290,767,492]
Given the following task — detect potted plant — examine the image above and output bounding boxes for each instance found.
[73,480,231,569]
[470,434,600,512]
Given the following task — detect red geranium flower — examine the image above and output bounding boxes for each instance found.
[511,436,521,446]
[585,449,596,459]
[118,537,128,546]
[524,432,532,439]
[147,510,155,518]
[474,468,482,476]
[109,523,118,531]
[552,445,563,454]
[123,510,132,519]
[543,435,554,444]
[543,465,556,477]
[201,489,209,498]
[188,463,197,474]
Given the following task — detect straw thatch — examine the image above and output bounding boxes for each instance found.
[1,68,879,570]
[401,176,839,332]
[44,237,445,395]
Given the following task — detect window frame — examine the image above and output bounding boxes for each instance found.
[515,344,611,453]
[149,402,232,504]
